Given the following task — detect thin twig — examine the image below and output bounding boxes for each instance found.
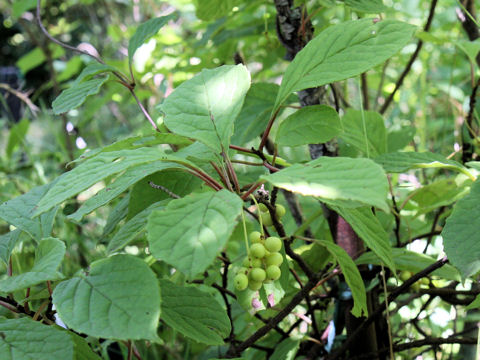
[148,181,180,199]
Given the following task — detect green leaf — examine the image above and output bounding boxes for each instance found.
[16,45,64,74]
[442,180,480,278]
[34,148,188,216]
[195,0,237,20]
[274,19,416,110]
[333,206,395,272]
[6,118,29,158]
[52,77,108,114]
[12,0,36,17]
[375,152,474,179]
[232,83,281,146]
[161,64,251,152]
[409,177,472,214]
[339,110,387,157]
[70,332,102,360]
[107,201,166,254]
[261,157,389,211]
[147,190,243,278]
[0,238,65,293]
[387,126,415,152]
[356,249,461,281]
[456,39,480,64]
[270,338,300,360]
[68,162,186,222]
[52,254,161,340]
[466,294,480,310]
[102,195,130,238]
[316,240,368,317]
[128,14,177,65]
[74,63,119,84]
[0,183,58,241]
[276,105,342,146]
[159,280,231,345]
[0,229,21,266]
[127,170,201,219]
[344,0,387,13]
[0,317,74,360]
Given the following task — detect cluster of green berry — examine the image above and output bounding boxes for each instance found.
[258,203,285,226]
[234,232,284,291]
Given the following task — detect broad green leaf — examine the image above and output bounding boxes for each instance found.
[387,126,415,152]
[147,190,243,278]
[68,162,186,222]
[52,77,108,114]
[0,229,21,266]
[232,83,280,146]
[195,0,237,20]
[6,118,29,158]
[159,280,231,345]
[316,240,368,317]
[12,0,36,17]
[107,201,166,254]
[70,332,102,360]
[0,238,65,293]
[442,180,480,278]
[356,249,461,281]
[274,19,416,110]
[344,0,387,13]
[161,64,251,152]
[57,57,83,83]
[276,105,342,146]
[74,63,119,84]
[16,45,64,74]
[261,157,389,211]
[456,39,480,64]
[75,133,192,163]
[102,195,130,237]
[34,147,192,216]
[339,110,387,157]
[127,169,201,218]
[409,177,472,214]
[52,254,161,340]
[270,338,300,360]
[0,317,74,360]
[466,294,480,310]
[333,206,395,272]
[0,183,58,241]
[375,152,475,180]
[128,14,177,65]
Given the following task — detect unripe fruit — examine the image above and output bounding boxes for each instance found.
[261,212,273,226]
[265,236,282,252]
[242,257,251,267]
[251,258,262,268]
[266,265,281,280]
[275,204,286,218]
[248,280,263,291]
[250,243,266,258]
[234,274,248,290]
[258,203,269,213]
[249,231,262,243]
[250,268,266,282]
[266,252,283,266]
[237,267,249,275]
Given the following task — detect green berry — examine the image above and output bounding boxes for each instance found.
[266,265,281,280]
[266,252,283,266]
[251,258,262,268]
[265,236,282,252]
[242,257,251,267]
[250,268,266,282]
[237,267,249,275]
[261,212,273,226]
[234,274,248,290]
[248,280,263,291]
[250,243,266,259]
[275,204,286,218]
[249,231,262,243]
[258,203,269,213]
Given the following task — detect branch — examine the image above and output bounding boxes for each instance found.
[379,0,438,114]
[328,256,448,359]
